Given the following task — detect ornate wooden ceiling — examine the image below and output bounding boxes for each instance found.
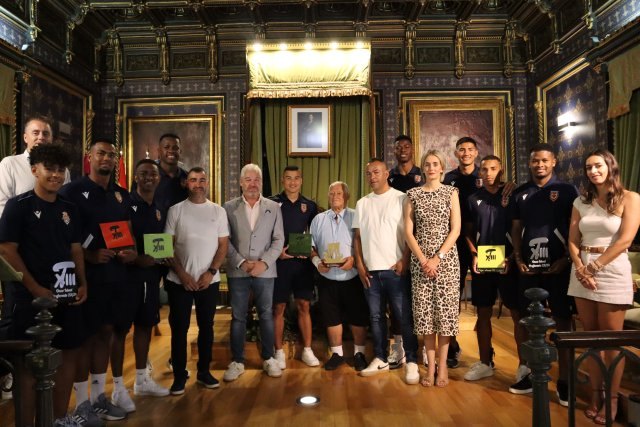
[0,0,612,84]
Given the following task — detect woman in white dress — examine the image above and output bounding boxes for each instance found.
[568,149,640,424]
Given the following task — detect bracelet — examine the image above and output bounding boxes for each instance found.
[593,259,604,270]
[585,261,603,275]
[311,256,322,268]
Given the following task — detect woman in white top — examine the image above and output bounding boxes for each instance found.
[568,149,640,425]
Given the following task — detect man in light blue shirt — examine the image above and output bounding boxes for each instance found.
[310,182,369,372]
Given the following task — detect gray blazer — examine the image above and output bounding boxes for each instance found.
[224,196,284,279]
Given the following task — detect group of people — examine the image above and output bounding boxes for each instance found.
[0,117,638,427]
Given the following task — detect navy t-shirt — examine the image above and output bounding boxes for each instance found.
[513,175,578,270]
[467,187,515,256]
[443,165,481,222]
[388,165,423,193]
[0,191,81,299]
[269,192,318,246]
[128,191,166,283]
[59,176,132,283]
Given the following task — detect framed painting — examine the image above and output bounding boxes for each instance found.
[407,98,507,175]
[126,116,215,197]
[288,105,332,157]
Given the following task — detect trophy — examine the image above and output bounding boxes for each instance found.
[322,242,346,267]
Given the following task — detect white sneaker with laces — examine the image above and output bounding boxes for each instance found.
[388,342,405,369]
[134,375,169,397]
[464,361,494,381]
[223,362,245,382]
[405,362,419,385]
[275,349,286,370]
[515,364,531,382]
[301,348,320,367]
[263,357,283,378]
[111,387,136,413]
[359,357,389,377]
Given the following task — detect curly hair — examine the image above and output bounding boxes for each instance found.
[581,149,625,214]
[29,143,71,169]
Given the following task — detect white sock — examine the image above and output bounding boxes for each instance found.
[394,335,403,344]
[90,373,106,402]
[73,381,89,408]
[303,346,313,353]
[330,346,344,356]
[113,376,125,391]
[135,369,146,386]
[275,348,285,356]
[354,345,366,356]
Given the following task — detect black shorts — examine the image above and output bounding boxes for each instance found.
[84,281,119,333]
[471,267,518,310]
[317,275,369,328]
[273,258,315,304]
[517,267,574,319]
[113,279,161,333]
[5,283,88,350]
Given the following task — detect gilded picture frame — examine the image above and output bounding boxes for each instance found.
[288,105,333,157]
[400,91,512,180]
[126,116,215,197]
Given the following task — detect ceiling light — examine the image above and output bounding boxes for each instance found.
[253,43,262,52]
[330,41,338,50]
[304,42,313,50]
[279,43,287,51]
[356,41,364,49]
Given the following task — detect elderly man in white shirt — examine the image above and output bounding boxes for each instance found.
[0,116,70,216]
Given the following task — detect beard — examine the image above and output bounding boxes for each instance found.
[97,168,112,176]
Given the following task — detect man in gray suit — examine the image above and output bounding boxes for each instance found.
[223,163,285,381]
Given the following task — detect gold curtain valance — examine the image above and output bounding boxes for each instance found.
[608,43,640,119]
[247,40,372,99]
[0,63,15,126]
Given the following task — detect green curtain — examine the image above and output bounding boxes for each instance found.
[614,89,640,192]
[250,96,371,209]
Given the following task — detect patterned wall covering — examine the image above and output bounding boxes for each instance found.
[21,74,89,178]
[0,13,26,49]
[99,78,246,200]
[374,74,530,184]
[544,65,608,190]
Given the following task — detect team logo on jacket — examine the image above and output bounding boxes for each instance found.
[550,191,559,202]
[301,203,307,213]
[156,209,162,221]
[34,210,41,219]
[82,191,89,199]
[414,175,422,183]
[132,205,137,212]
[62,211,70,225]
[115,192,123,203]
[475,178,483,188]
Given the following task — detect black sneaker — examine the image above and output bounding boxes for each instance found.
[446,342,461,369]
[556,380,568,407]
[354,352,368,372]
[509,373,533,395]
[324,353,345,371]
[170,376,187,395]
[196,372,220,389]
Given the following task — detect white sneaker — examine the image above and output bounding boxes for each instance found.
[134,375,169,397]
[464,361,494,381]
[359,357,389,377]
[1,374,13,400]
[388,343,405,369]
[405,362,419,385]
[301,348,320,367]
[515,364,531,382]
[111,387,136,413]
[223,362,245,382]
[275,349,286,370]
[263,357,283,378]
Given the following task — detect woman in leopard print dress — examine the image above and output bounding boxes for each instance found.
[403,149,461,388]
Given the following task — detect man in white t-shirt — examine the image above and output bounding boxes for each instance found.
[164,167,229,395]
[353,158,419,384]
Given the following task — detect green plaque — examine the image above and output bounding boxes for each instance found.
[144,233,174,259]
[288,233,312,257]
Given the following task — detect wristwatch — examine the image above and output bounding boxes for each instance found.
[436,251,445,260]
[207,267,217,275]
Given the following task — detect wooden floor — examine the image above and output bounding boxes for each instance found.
[1,304,596,427]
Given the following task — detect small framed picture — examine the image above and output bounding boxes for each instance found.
[288,105,332,157]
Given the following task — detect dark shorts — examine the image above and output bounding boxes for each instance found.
[113,279,161,333]
[471,266,518,310]
[84,281,119,333]
[317,275,369,328]
[518,267,574,319]
[273,258,315,304]
[5,283,88,350]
